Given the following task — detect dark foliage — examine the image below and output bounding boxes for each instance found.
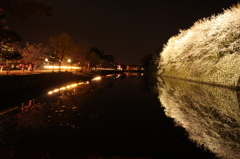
[0,0,52,21]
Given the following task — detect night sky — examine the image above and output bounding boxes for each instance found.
[5,0,240,65]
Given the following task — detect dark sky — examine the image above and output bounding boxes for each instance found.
[5,0,240,65]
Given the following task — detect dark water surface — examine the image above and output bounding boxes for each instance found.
[0,73,217,159]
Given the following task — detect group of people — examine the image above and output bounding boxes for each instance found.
[19,63,34,73]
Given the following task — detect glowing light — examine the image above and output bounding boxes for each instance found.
[71,84,77,87]
[43,65,81,70]
[116,74,121,78]
[78,81,89,85]
[59,87,66,90]
[48,91,53,94]
[53,89,59,92]
[117,65,122,70]
[92,76,102,81]
[48,81,89,95]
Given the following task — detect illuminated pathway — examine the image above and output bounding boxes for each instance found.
[0,69,71,75]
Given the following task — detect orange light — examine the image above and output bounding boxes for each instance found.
[48,91,53,94]
[92,76,101,81]
[43,65,81,69]
[48,81,89,95]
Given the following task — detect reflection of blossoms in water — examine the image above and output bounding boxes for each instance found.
[157,77,240,159]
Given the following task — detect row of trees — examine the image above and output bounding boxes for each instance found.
[1,0,155,72]
[1,32,116,70]
[18,33,115,69]
[0,0,115,70]
[141,48,161,75]
[48,33,115,69]
[0,0,51,66]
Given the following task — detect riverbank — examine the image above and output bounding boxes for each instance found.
[0,70,144,94]
[0,72,79,92]
[0,70,145,109]
[0,72,83,109]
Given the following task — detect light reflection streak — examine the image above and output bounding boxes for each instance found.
[48,81,89,95]
[60,87,66,90]
[48,74,118,95]
[92,76,102,81]
[53,89,59,92]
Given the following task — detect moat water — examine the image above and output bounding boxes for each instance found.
[2,73,234,159]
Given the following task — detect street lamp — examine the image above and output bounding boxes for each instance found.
[68,59,71,71]
[45,58,49,67]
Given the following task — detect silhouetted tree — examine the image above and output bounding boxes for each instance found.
[0,14,21,61]
[65,42,89,67]
[103,55,114,63]
[86,51,103,68]
[88,47,104,58]
[86,47,115,68]
[141,51,160,73]
[0,0,52,61]
[49,33,76,70]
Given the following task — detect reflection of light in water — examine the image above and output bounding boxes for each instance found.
[71,84,77,87]
[115,74,121,78]
[124,72,143,77]
[157,77,240,159]
[48,81,89,95]
[60,87,66,90]
[0,106,18,115]
[92,76,102,81]
[66,85,71,88]
[78,81,89,85]
[53,89,59,92]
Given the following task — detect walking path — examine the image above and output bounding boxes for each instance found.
[0,69,58,75]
